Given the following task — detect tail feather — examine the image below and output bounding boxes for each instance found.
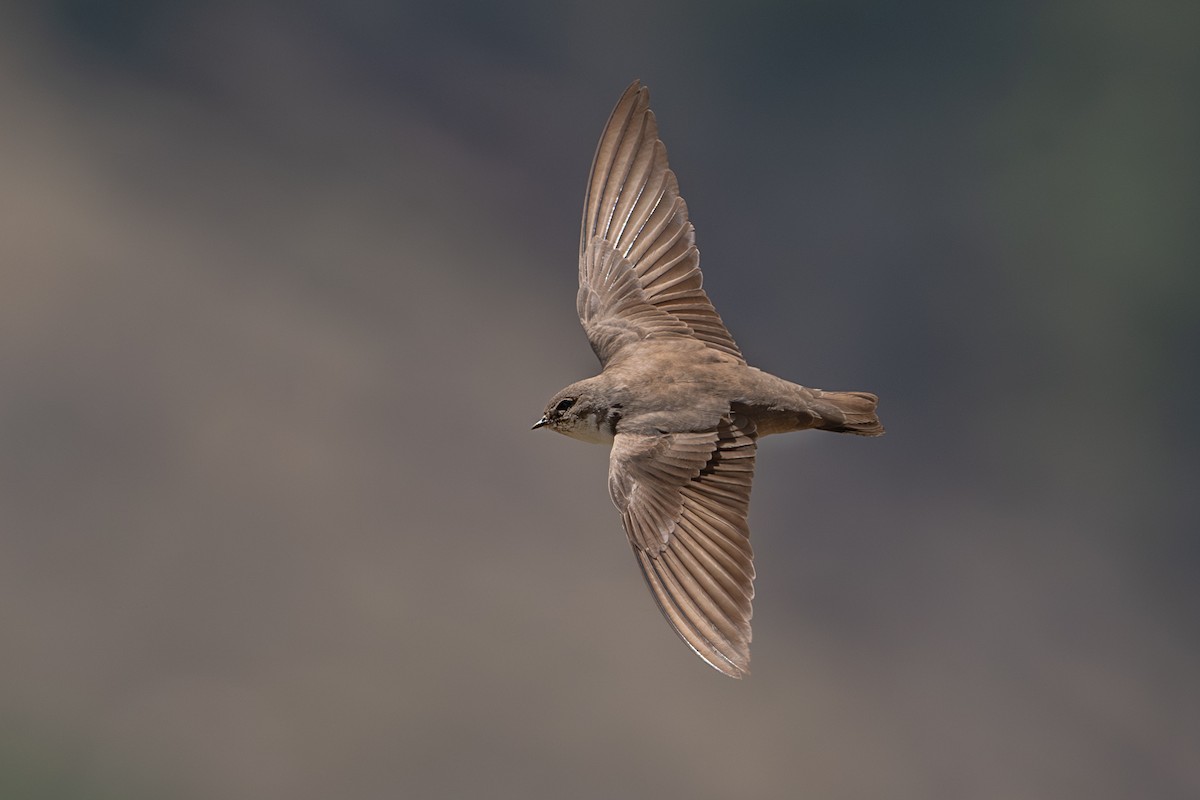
[813,390,884,436]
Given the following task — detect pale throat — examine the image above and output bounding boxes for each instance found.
[561,410,616,444]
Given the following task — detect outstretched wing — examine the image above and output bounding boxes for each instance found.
[607,414,757,677]
[577,81,744,367]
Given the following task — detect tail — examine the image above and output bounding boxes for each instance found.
[812,390,884,436]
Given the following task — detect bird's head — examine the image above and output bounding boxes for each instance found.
[532,381,622,444]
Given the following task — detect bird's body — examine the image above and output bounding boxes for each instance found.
[535,81,883,678]
[552,342,880,443]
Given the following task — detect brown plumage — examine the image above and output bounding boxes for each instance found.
[534,81,883,678]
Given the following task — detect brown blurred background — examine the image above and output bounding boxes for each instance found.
[1,2,1197,798]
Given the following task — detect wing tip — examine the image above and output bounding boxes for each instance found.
[635,547,753,680]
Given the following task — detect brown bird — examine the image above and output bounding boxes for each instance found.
[533,81,883,678]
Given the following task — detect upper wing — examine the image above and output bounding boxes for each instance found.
[608,414,757,677]
[577,81,744,367]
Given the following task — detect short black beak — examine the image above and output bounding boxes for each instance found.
[531,417,549,430]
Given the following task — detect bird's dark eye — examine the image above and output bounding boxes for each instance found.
[554,398,576,413]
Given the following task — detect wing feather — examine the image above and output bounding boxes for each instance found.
[608,415,758,677]
[578,81,744,366]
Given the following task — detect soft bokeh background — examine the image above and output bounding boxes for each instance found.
[2,2,1197,798]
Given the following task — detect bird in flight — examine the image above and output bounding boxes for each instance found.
[534,81,883,678]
